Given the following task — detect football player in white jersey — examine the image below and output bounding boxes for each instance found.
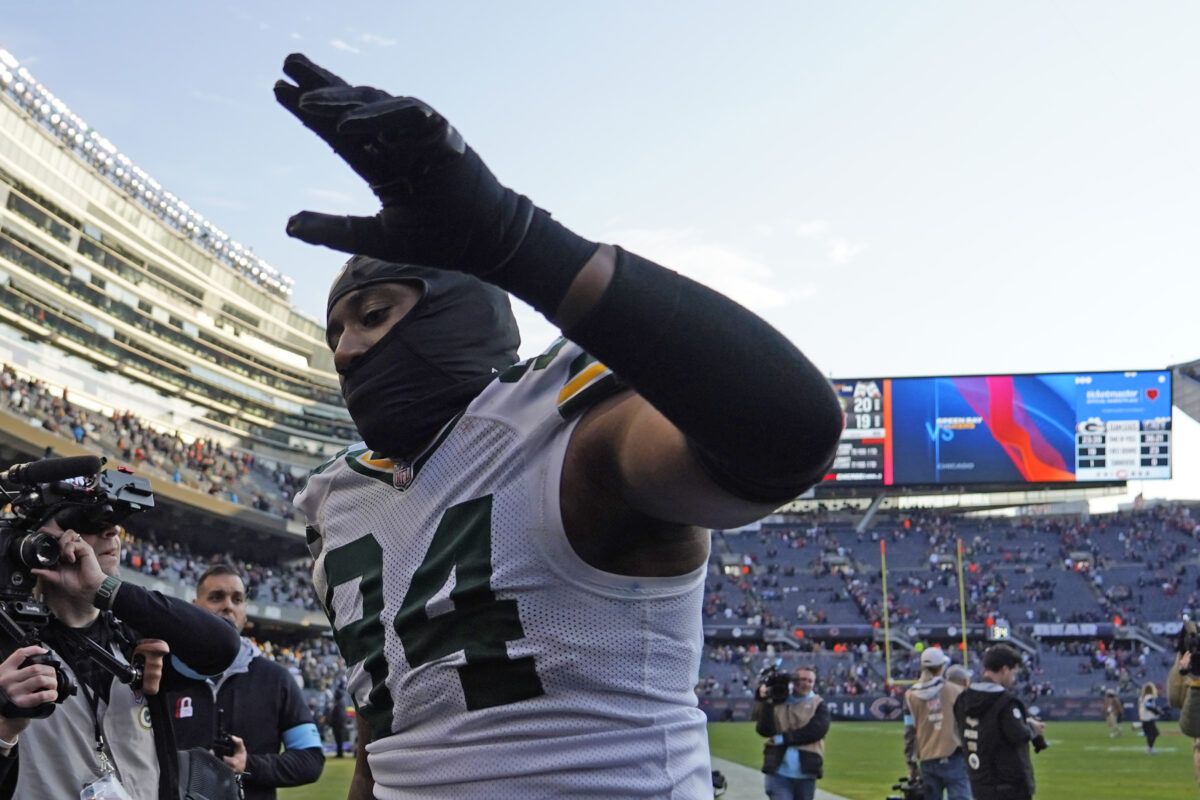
[277,54,845,800]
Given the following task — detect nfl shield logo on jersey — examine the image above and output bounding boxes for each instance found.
[393,460,414,490]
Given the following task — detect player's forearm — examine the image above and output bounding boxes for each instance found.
[558,245,843,502]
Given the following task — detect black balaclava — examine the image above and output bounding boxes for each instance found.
[327,256,520,460]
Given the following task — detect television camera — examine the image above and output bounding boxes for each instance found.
[757,663,794,704]
[0,455,153,717]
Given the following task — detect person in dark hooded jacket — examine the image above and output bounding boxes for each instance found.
[168,564,323,800]
[953,644,1044,800]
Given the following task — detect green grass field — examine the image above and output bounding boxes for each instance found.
[281,721,1199,799]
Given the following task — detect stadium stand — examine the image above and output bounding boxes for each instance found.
[0,48,344,660]
[704,504,1200,704]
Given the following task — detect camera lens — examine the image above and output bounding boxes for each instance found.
[13,531,60,569]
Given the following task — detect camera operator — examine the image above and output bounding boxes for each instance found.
[953,644,1044,800]
[751,665,829,800]
[8,518,240,800]
[903,647,971,800]
[168,563,324,800]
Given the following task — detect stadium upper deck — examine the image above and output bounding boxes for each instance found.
[0,48,354,470]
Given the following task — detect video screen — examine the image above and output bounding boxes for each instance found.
[825,370,1171,487]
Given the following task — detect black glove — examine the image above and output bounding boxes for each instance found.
[274,54,594,313]
[274,53,531,273]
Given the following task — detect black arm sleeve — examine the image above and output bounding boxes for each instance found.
[111,582,240,683]
[782,700,831,746]
[563,248,844,502]
[246,747,325,790]
[754,702,779,738]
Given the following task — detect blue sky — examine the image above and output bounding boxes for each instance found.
[1,2,1197,502]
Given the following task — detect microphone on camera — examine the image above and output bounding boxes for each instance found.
[0,455,103,485]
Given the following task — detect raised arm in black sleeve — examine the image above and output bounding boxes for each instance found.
[274,55,843,502]
[109,582,240,683]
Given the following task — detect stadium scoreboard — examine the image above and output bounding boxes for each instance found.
[830,379,887,483]
[825,369,1172,487]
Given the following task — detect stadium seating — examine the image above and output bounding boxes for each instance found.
[704,505,1200,698]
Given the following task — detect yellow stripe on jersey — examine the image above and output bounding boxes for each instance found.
[342,449,399,487]
[558,361,610,408]
[358,453,395,471]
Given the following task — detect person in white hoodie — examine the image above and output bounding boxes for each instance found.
[904,647,972,800]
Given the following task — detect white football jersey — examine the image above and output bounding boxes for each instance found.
[296,339,712,799]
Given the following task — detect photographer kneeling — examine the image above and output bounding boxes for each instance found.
[8,517,240,800]
[751,665,830,800]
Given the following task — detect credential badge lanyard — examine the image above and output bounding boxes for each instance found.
[77,663,134,800]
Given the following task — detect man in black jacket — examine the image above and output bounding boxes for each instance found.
[168,564,324,800]
[954,644,1045,800]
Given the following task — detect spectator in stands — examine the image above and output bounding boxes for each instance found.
[20,518,239,800]
[1102,688,1122,737]
[0,367,313,516]
[904,647,971,800]
[168,564,324,800]
[753,665,829,800]
[277,53,841,798]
